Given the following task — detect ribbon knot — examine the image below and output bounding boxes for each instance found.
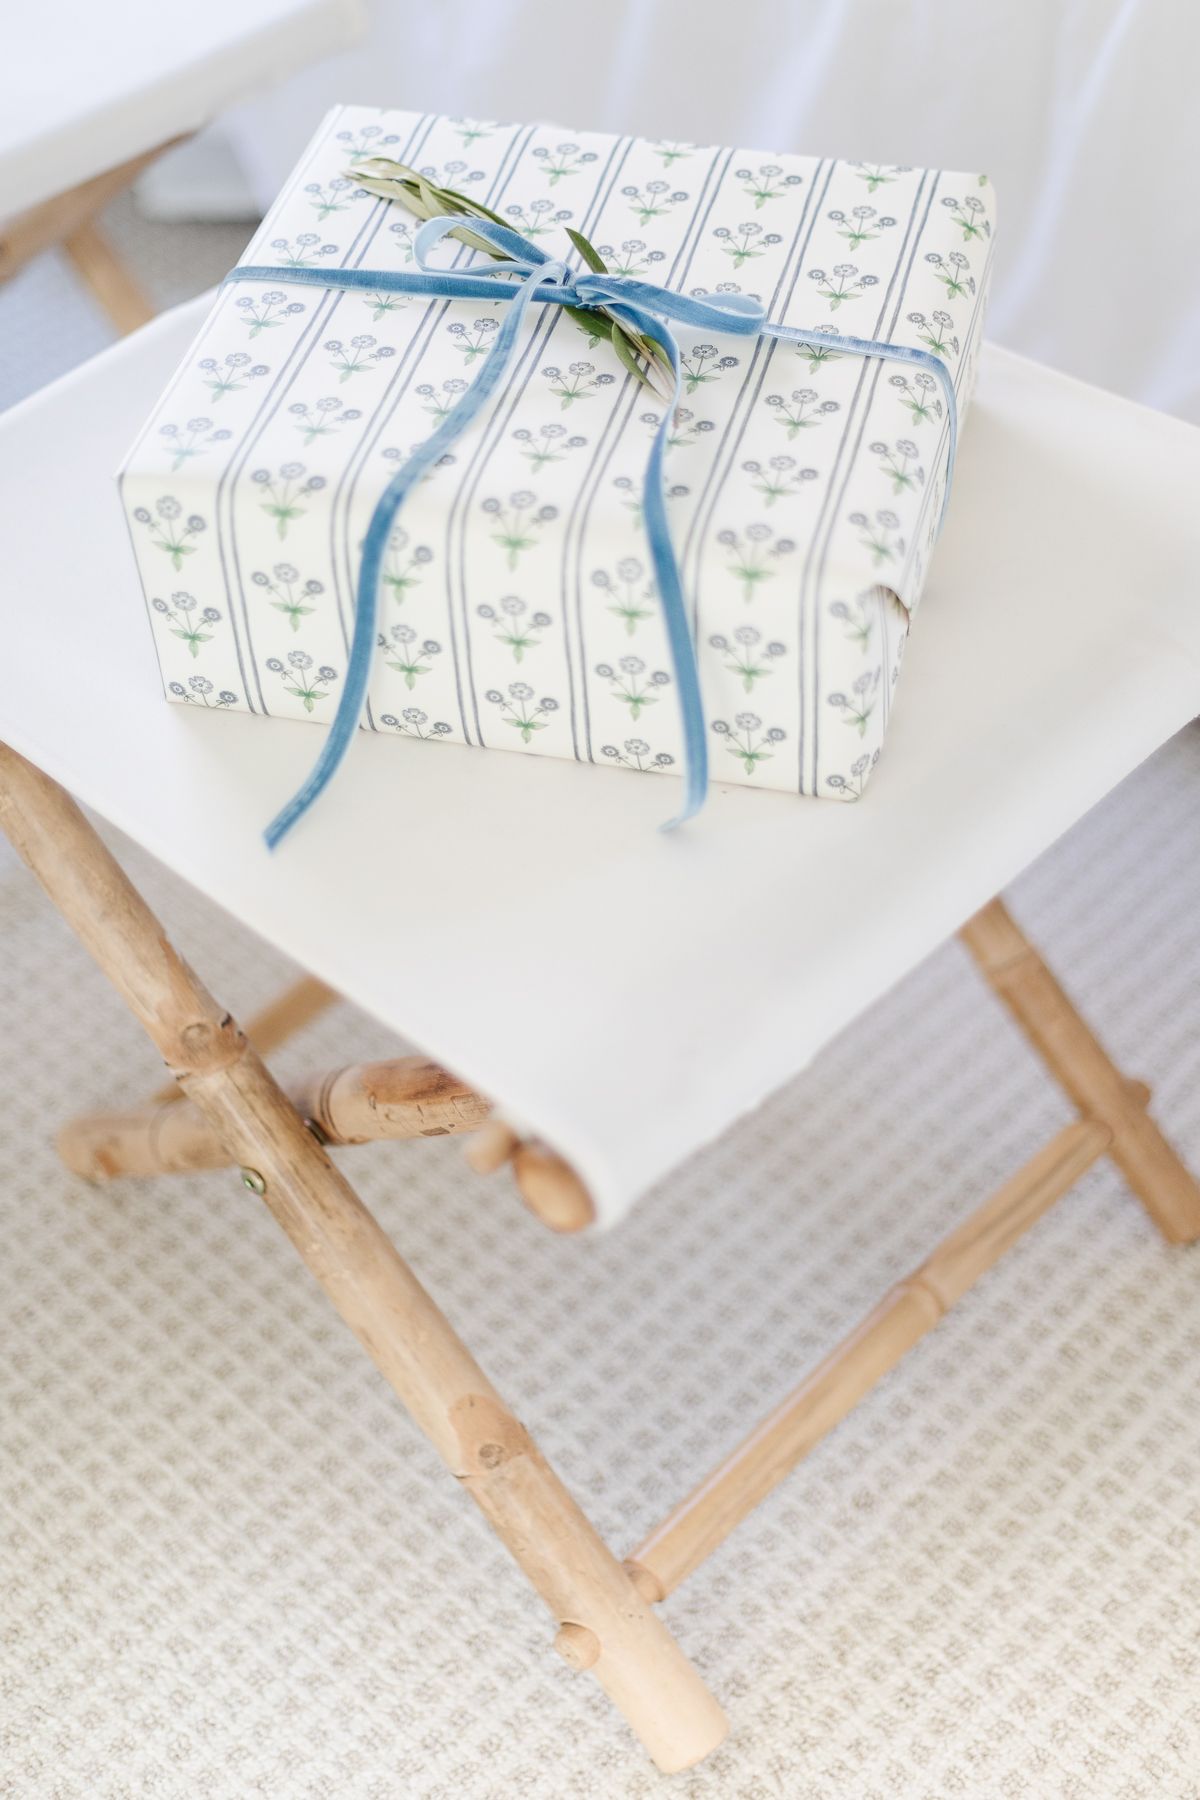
[225,212,957,848]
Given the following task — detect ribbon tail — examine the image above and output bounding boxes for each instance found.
[622,307,709,830]
[263,259,557,849]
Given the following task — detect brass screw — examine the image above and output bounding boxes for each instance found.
[240,1168,266,1194]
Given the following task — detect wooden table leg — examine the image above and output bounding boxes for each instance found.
[0,744,727,1773]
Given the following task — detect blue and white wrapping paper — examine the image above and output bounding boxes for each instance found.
[120,104,995,804]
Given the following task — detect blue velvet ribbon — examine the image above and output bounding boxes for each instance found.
[225,215,957,847]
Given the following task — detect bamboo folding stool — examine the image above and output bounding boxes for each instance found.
[3,743,1198,1771]
[4,223,1200,1761]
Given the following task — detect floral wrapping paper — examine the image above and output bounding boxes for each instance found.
[119,104,995,799]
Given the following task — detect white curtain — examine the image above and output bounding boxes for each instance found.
[227,0,1200,421]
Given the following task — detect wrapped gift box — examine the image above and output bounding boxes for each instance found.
[120,104,994,801]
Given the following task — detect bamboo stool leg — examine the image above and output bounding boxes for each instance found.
[960,898,1200,1244]
[148,973,337,1105]
[0,744,727,1773]
[62,221,155,335]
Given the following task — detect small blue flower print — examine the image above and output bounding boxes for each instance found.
[601,739,675,770]
[486,683,559,742]
[511,422,588,471]
[235,291,305,337]
[680,343,740,395]
[711,713,786,775]
[708,625,786,692]
[269,234,338,268]
[742,455,819,505]
[827,667,881,735]
[531,142,599,185]
[168,677,237,708]
[265,651,338,712]
[157,418,231,472]
[382,623,442,688]
[591,557,656,634]
[383,528,433,605]
[251,563,324,632]
[623,181,688,225]
[481,491,558,569]
[324,334,395,381]
[477,596,552,662]
[717,523,796,601]
[197,352,269,401]
[806,264,878,310]
[380,709,454,740]
[288,397,363,445]
[713,221,782,268]
[594,656,670,719]
[541,361,616,408]
[250,463,326,538]
[736,163,803,208]
[133,497,206,569]
[151,591,223,658]
[826,750,880,798]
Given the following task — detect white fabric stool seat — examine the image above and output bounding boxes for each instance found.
[1,301,1198,1226]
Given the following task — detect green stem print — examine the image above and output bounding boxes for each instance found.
[502,199,572,238]
[708,625,786,693]
[415,378,469,422]
[650,140,696,167]
[379,708,454,740]
[713,221,782,267]
[266,234,339,269]
[826,750,880,798]
[680,343,741,395]
[250,562,324,632]
[132,498,207,570]
[151,591,223,658]
[806,263,879,310]
[717,522,796,602]
[924,250,975,300]
[711,712,786,775]
[447,315,500,363]
[869,438,925,495]
[511,422,588,472]
[233,290,306,336]
[827,205,896,250]
[485,682,560,742]
[157,417,231,472]
[364,289,409,321]
[335,122,401,162]
[594,239,668,277]
[530,142,600,185]
[594,655,670,720]
[849,509,906,566]
[288,397,363,445]
[736,162,804,208]
[591,557,656,634]
[600,738,675,771]
[197,352,269,401]
[827,668,881,736]
[324,333,396,381]
[828,596,876,653]
[850,162,908,192]
[640,406,715,452]
[382,623,442,688]
[304,177,364,220]
[742,454,819,506]
[250,463,326,538]
[540,360,617,408]
[168,676,237,708]
[764,386,840,438]
[888,371,944,426]
[795,336,842,373]
[476,596,552,662]
[452,118,497,147]
[382,528,433,604]
[482,491,558,569]
[621,181,689,225]
[940,195,990,242]
[905,309,960,357]
[266,651,338,712]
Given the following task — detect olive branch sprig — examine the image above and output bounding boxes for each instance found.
[351,157,672,397]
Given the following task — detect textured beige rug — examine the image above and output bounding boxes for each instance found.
[2,723,1199,1800]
